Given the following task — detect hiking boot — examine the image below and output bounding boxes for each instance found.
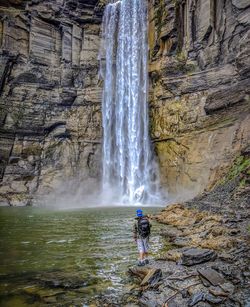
[137,260,145,266]
[144,259,149,265]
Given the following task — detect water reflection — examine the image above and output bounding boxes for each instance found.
[0,207,162,305]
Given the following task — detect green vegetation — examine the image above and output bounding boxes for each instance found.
[155,239,175,259]
[220,154,250,186]
[186,63,197,75]
[22,144,42,157]
[226,155,250,181]
[247,225,250,233]
[175,52,198,75]
[154,0,165,38]
[176,50,187,62]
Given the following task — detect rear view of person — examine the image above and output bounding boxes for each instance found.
[133,209,151,266]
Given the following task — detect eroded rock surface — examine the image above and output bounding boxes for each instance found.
[148,0,250,200]
[0,0,103,205]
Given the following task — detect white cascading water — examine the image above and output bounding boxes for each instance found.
[99,0,162,204]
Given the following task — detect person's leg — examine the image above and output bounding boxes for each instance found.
[143,238,150,264]
[139,240,147,263]
[137,239,145,266]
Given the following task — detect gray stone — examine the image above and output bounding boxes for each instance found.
[219,282,235,294]
[188,292,224,306]
[198,268,225,286]
[209,286,228,297]
[188,292,206,306]
[173,237,192,247]
[232,0,250,9]
[181,248,217,266]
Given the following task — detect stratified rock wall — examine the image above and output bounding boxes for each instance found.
[0,0,104,206]
[148,0,250,200]
[1,0,249,206]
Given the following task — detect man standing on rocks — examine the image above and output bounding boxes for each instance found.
[133,209,151,266]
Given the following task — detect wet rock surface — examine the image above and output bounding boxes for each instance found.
[100,158,250,306]
[0,270,102,306]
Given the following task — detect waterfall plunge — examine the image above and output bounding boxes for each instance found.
[99,0,162,205]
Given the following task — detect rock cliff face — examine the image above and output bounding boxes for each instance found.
[0,0,249,205]
[0,0,104,205]
[148,0,250,200]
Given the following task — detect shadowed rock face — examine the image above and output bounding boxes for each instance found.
[148,0,250,201]
[0,0,103,206]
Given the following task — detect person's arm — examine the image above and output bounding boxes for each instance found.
[147,216,152,238]
[146,215,152,228]
[133,221,138,242]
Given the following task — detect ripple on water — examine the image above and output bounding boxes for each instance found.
[0,206,163,305]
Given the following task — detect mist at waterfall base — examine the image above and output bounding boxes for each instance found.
[39,177,165,209]
[99,0,165,206]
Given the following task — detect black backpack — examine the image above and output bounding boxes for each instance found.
[138,217,150,238]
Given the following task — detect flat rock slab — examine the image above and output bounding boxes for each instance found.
[33,272,87,289]
[128,267,149,280]
[209,286,228,297]
[140,268,162,286]
[181,248,217,266]
[188,292,224,306]
[173,237,192,247]
[198,268,225,286]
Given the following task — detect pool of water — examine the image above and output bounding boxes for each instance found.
[0,206,163,306]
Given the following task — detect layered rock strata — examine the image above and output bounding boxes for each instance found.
[0,0,104,206]
[148,0,250,200]
[0,0,250,205]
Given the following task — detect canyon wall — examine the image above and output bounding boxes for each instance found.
[0,0,249,205]
[0,0,104,206]
[148,0,250,200]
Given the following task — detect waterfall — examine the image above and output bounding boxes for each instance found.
[99,0,162,204]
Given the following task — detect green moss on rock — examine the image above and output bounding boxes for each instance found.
[220,154,250,186]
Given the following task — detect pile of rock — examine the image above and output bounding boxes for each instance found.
[154,203,239,251]
[122,203,249,306]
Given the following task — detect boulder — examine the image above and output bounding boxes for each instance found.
[181,248,217,266]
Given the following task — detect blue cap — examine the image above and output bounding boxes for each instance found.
[136,209,143,217]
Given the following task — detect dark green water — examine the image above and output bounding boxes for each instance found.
[0,206,163,306]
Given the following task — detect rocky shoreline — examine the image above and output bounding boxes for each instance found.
[105,150,250,307]
[122,203,249,306]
